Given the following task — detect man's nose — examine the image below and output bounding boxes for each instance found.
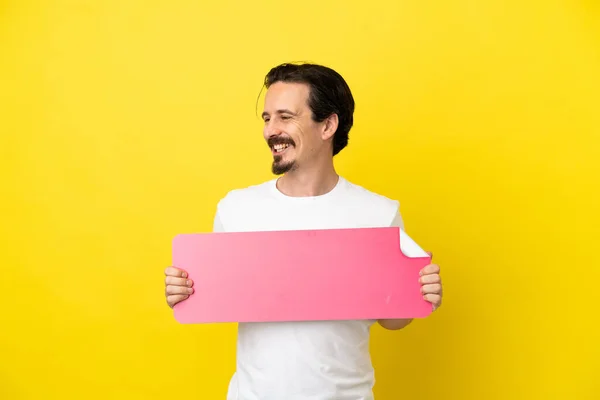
[265,121,282,137]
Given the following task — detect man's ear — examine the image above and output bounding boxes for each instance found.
[321,113,339,141]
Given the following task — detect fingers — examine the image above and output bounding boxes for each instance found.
[164,266,194,308]
[418,263,442,311]
[165,276,193,287]
[421,283,442,295]
[419,263,440,276]
[423,293,441,302]
[419,273,441,285]
[165,284,194,308]
[423,293,442,311]
[165,284,194,296]
[165,266,187,279]
[167,294,189,308]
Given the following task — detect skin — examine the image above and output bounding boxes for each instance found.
[164,81,443,328]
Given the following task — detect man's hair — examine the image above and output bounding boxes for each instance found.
[264,62,355,156]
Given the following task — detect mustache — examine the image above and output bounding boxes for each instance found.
[267,136,296,147]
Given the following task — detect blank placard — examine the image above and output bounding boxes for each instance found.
[172,227,432,323]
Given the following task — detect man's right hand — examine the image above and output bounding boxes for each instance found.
[164,266,194,308]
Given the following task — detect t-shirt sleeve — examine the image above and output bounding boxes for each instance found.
[212,210,225,233]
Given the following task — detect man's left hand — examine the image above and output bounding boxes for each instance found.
[419,262,442,311]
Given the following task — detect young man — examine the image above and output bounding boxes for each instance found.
[164,63,443,400]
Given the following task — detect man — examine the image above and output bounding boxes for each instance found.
[164,62,443,399]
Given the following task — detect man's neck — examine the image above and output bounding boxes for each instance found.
[276,160,339,197]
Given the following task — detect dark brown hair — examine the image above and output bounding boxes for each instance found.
[264,62,355,156]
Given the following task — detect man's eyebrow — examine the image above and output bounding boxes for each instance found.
[261,109,297,119]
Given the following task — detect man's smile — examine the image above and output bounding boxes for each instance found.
[272,143,291,155]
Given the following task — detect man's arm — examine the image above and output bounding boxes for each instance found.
[377,211,414,330]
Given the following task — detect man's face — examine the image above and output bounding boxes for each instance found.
[262,82,325,175]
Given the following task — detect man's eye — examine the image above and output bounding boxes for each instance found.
[281,115,290,120]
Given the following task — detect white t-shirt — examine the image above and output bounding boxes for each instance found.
[214,176,405,400]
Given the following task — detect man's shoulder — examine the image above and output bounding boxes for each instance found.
[217,179,276,207]
[341,177,400,209]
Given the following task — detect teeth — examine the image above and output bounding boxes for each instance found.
[273,144,289,152]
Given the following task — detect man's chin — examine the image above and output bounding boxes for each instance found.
[272,160,295,175]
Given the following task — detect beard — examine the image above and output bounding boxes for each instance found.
[272,156,296,175]
[268,135,297,175]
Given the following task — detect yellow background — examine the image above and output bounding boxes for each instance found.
[1,1,599,399]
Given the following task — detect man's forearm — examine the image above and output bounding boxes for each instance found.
[377,318,413,330]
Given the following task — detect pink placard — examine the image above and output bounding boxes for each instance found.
[172,227,432,323]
